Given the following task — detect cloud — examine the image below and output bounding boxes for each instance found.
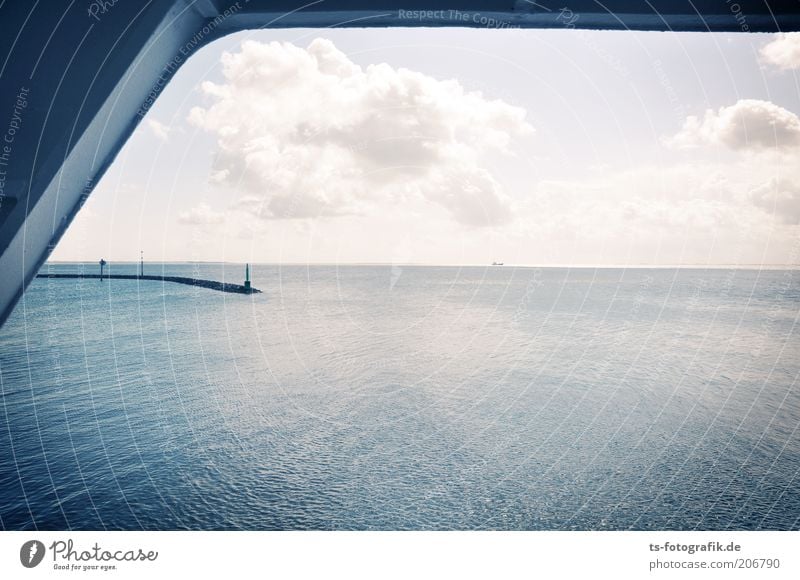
[188,38,532,227]
[760,33,800,71]
[528,159,800,242]
[666,99,800,150]
[619,197,738,230]
[146,118,170,141]
[749,179,800,224]
[178,202,225,225]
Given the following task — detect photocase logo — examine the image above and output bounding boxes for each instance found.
[20,540,45,568]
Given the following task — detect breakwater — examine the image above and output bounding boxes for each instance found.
[36,274,261,294]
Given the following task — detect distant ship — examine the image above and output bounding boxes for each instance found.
[492,261,504,266]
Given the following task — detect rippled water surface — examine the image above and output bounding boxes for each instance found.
[1,264,798,530]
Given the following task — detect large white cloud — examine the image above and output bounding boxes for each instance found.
[760,33,800,71]
[188,38,532,227]
[666,99,800,150]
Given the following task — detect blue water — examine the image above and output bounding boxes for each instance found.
[0,263,798,530]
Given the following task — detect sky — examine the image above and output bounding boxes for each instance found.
[52,28,800,266]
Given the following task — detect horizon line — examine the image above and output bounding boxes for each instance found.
[43,260,800,270]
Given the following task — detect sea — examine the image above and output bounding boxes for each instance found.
[0,263,798,530]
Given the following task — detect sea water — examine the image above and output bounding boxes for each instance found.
[0,263,798,530]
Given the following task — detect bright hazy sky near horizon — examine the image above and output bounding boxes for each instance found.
[52,28,800,266]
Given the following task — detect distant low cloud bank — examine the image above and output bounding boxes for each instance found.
[188,38,532,227]
[178,202,225,225]
[750,179,800,225]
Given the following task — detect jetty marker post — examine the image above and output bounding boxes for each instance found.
[99,258,107,280]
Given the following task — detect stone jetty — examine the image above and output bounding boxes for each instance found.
[36,274,261,295]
